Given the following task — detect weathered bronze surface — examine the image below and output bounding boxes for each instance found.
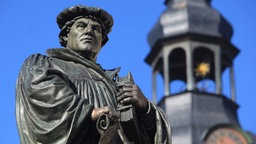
[16,5,171,144]
[116,72,142,144]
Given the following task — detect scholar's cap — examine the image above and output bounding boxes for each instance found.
[57,5,114,34]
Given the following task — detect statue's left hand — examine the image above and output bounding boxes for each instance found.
[91,106,120,122]
[117,83,148,113]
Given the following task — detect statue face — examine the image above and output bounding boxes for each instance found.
[66,17,103,55]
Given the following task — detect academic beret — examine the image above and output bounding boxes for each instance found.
[57,5,114,34]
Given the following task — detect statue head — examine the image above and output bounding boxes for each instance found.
[57,5,114,48]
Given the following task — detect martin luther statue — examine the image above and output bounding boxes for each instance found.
[16,5,171,144]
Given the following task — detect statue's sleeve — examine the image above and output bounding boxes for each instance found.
[16,54,94,144]
[138,102,172,144]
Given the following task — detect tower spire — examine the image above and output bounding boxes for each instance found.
[165,0,212,6]
[145,0,242,143]
[146,0,238,101]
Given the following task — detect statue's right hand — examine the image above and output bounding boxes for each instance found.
[91,106,120,121]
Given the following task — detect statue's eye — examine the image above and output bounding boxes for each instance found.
[93,26,102,33]
[76,22,86,29]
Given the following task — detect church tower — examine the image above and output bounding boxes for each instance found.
[145,0,255,143]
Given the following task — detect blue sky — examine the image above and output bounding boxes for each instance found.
[0,0,255,143]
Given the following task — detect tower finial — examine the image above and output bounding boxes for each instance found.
[165,0,212,6]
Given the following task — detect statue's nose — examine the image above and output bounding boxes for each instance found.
[84,26,93,34]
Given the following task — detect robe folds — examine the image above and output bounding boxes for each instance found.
[16,48,171,144]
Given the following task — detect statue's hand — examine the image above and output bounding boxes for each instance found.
[91,106,120,121]
[117,83,148,113]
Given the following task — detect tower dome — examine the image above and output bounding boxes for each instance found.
[148,0,233,48]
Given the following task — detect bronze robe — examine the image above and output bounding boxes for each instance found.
[16,48,171,144]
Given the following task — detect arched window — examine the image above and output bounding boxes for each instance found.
[193,47,215,93]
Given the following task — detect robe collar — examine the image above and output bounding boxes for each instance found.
[46,48,120,84]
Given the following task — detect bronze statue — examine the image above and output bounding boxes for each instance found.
[16,5,171,144]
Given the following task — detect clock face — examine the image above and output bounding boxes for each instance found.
[205,127,248,144]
